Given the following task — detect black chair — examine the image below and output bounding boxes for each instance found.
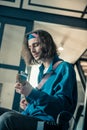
[37,111,75,130]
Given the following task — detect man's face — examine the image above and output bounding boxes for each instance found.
[28,38,42,61]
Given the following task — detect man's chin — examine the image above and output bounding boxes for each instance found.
[34,57,39,60]
[34,57,40,61]
[34,57,42,63]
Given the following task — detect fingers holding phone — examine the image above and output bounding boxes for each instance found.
[15,71,33,96]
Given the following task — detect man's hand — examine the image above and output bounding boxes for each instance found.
[20,98,28,110]
[14,81,33,96]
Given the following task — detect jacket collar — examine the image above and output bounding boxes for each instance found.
[39,55,61,74]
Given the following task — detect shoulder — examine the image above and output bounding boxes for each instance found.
[57,61,75,73]
[60,61,74,68]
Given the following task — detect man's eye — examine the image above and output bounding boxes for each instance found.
[34,43,39,47]
[28,42,40,49]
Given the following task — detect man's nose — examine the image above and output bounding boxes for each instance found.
[31,46,35,53]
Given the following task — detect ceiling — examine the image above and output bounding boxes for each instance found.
[0,0,87,18]
[28,0,87,19]
[34,21,87,64]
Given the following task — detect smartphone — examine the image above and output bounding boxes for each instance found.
[16,71,28,85]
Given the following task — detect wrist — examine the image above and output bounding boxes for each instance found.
[24,82,33,96]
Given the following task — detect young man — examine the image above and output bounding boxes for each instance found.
[0,30,77,130]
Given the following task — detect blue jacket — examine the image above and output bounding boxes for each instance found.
[22,55,77,122]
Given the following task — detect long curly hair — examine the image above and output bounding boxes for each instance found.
[21,29,59,65]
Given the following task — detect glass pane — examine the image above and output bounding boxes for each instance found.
[0,24,25,65]
[29,65,39,88]
[0,82,15,108]
[0,69,18,83]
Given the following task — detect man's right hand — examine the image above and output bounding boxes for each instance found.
[20,98,28,110]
